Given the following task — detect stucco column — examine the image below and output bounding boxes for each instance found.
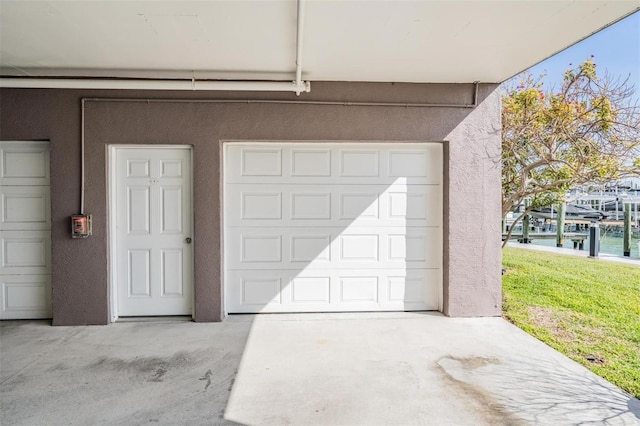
[442,87,502,317]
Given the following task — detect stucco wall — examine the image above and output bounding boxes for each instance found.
[0,82,502,325]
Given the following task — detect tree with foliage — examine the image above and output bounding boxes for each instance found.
[501,59,640,244]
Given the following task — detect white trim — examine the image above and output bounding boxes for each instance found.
[108,146,118,322]
[108,145,195,321]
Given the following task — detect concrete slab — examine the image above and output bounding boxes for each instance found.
[2,313,639,425]
[1,318,251,425]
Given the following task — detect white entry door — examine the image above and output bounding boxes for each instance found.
[224,142,442,313]
[113,147,193,317]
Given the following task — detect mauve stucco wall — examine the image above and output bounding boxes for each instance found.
[442,90,503,316]
[0,82,502,325]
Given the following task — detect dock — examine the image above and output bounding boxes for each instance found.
[505,242,640,266]
[502,232,588,249]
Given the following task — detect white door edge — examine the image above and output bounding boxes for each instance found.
[108,145,195,321]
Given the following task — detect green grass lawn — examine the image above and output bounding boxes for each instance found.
[502,247,640,398]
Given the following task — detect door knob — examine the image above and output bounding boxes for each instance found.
[185,237,192,244]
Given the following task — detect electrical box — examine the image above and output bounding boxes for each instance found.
[71,214,92,238]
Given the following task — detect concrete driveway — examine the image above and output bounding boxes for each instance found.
[1,313,639,425]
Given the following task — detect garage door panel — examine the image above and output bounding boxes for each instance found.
[339,192,380,220]
[291,276,331,303]
[226,269,440,313]
[388,276,423,302]
[339,150,380,177]
[0,142,50,186]
[226,227,439,270]
[241,234,282,263]
[226,184,440,227]
[225,144,442,185]
[388,151,427,177]
[388,188,442,224]
[223,146,283,178]
[225,270,286,311]
[340,276,378,302]
[388,234,425,261]
[241,192,282,220]
[1,230,51,276]
[242,277,282,305]
[387,229,442,268]
[291,192,331,219]
[336,269,440,311]
[290,234,331,262]
[240,147,283,176]
[1,186,51,230]
[388,149,442,179]
[0,275,52,319]
[387,270,441,310]
[339,234,379,261]
[227,229,293,268]
[291,149,332,177]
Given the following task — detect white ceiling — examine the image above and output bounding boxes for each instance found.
[1,0,638,84]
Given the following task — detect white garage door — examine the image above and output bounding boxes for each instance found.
[0,141,52,319]
[224,143,442,313]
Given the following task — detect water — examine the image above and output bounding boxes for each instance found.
[530,232,640,258]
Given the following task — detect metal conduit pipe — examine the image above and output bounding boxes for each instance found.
[80,98,86,214]
[80,83,480,109]
[0,78,310,93]
[294,0,307,95]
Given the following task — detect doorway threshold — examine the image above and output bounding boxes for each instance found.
[115,316,193,323]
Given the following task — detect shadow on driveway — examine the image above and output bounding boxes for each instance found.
[2,313,639,425]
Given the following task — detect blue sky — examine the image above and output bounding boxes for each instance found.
[524,11,640,98]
